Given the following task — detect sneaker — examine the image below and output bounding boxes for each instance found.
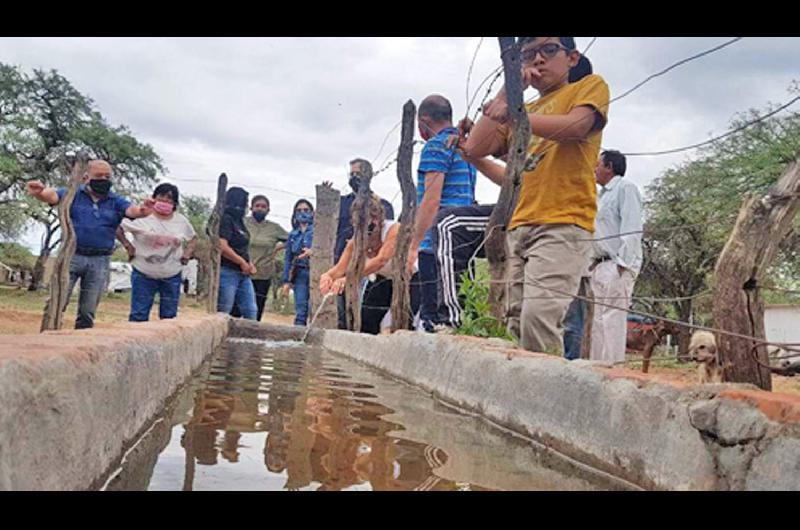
[433,324,455,335]
[421,320,436,333]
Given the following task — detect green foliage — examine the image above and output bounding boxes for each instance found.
[0,63,166,242]
[0,242,35,271]
[453,260,515,341]
[638,82,800,339]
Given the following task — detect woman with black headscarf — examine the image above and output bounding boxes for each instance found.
[281,198,314,326]
[217,186,258,319]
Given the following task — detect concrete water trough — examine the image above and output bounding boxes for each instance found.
[1,315,799,490]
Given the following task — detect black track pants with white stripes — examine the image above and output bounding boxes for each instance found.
[430,203,495,327]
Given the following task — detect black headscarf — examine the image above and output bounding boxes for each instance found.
[224,187,249,221]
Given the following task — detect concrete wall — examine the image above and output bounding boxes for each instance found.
[305,327,800,491]
[0,314,227,491]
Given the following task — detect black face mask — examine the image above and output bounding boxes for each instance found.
[349,176,361,194]
[252,211,267,222]
[88,179,112,196]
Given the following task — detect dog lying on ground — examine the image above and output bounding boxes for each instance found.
[688,330,723,384]
[770,347,800,376]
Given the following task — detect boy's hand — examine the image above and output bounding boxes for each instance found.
[26,181,46,197]
[125,244,136,262]
[522,66,542,88]
[483,89,509,123]
[298,247,312,260]
[281,283,292,297]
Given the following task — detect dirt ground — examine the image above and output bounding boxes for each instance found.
[1,285,797,395]
[0,285,293,335]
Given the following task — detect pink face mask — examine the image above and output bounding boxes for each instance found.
[153,201,174,216]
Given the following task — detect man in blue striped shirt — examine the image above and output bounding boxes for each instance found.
[407,95,477,332]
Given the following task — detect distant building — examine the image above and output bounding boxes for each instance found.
[765,304,800,345]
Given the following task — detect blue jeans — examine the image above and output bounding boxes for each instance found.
[66,254,110,329]
[563,297,586,360]
[129,268,183,322]
[218,266,257,320]
[292,266,310,326]
[418,252,439,327]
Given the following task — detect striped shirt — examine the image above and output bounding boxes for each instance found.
[417,126,476,252]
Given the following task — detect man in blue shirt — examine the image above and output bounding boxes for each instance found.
[334,158,395,329]
[407,95,477,332]
[27,160,154,329]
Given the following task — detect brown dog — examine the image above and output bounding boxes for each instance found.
[688,331,723,384]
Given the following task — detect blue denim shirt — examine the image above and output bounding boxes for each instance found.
[56,185,131,251]
[282,226,314,284]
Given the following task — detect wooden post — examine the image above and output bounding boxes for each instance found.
[391,100,418,331]
[41,153,88,332]
[580,278,593,360]
[309,182,340,329]
[345,162,373,332]
[712,159,800,390]
[206,173,228,314]
[486,37,532,322]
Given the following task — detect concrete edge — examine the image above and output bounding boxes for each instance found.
[308,327,800,491]
[0,314,228,490]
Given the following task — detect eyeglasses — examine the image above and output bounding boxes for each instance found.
[521,42,570,64]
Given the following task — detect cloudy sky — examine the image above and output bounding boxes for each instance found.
[1,36,798,251]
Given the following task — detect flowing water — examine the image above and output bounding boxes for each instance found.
[102,337,626,491]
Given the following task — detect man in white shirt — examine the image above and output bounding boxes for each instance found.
[589,150,643,363]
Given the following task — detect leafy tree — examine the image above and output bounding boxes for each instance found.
[638,83,800,354]
[0,64,166,288]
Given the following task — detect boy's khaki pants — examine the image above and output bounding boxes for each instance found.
[506,224,592,353]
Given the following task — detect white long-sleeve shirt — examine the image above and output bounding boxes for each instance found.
[592,176,644,276]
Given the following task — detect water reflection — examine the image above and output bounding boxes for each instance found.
[179,340,477,491]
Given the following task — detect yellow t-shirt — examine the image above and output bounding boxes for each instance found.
[504,74,610,233]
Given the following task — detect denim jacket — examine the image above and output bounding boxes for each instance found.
[282,226,314,284]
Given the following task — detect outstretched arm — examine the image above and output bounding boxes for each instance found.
[26,181,60,206]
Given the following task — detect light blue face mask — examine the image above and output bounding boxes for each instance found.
[296,211,313,224]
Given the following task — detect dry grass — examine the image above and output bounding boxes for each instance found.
[0,284,293,334]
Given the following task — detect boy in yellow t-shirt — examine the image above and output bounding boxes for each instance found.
[464,37,610,353]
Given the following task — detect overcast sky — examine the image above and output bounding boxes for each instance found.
[1,37,798,251]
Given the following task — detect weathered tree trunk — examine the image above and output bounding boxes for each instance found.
[580,278,593,360]
[29,250,49,291]
[309,182,340,329]
[676,300,693,362]
[206,173,227,314]
[41,154,87,332]
[712,159,800,391]
[29,217,59,291]
[345,163,373,332]
[391,100,418,332]
[486,37,531,321]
